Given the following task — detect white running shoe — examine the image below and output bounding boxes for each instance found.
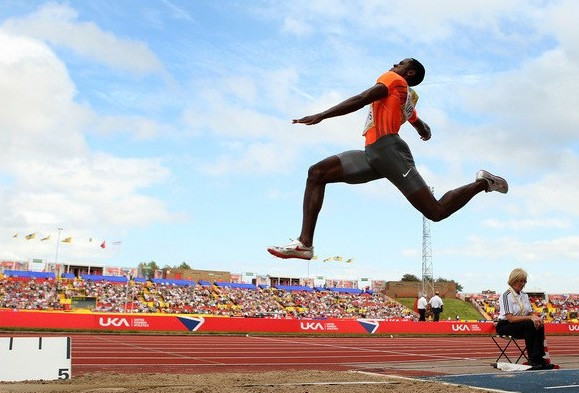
[267,239,314,260]
[476,170,508,193]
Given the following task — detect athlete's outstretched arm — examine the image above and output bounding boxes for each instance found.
[410,117,431,141]
[293,83,388,126]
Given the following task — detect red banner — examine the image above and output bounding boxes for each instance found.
[0,310,577,335]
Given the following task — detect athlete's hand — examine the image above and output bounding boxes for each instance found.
[420,126,431,141]
[412,118,431,141]
[292,114,324,125]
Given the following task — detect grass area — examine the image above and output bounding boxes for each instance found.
[397,297,485,321]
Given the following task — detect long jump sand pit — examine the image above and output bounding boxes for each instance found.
[0,370,491,393]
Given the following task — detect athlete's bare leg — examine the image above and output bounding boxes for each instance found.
[406,180,488,222]
[298,155,493,245]
[298,156,345,247]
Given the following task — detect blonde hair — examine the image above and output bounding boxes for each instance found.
[508,268,528,287]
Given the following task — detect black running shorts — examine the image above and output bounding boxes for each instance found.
[337,134,427,196]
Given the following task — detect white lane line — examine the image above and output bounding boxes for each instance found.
[242,381,400,387]
[544,385,579,390]
[247,335,480,361]
[87,335,226,365]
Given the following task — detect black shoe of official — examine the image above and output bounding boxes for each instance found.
[540,363,556,370]
[539,359,556,370]
[527,363,543,371]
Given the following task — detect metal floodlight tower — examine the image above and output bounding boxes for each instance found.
[421,189,434,297]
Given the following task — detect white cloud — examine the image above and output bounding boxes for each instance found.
[0,31,87,162]
[186,86,366,177]
[483,218,572,231]
[0,30,172,262]
[271,0,538,45]
[440,235,579,262]
[541,0,579,62]
[265,188,296,200]
[282,17,313,37]
[517,161,579,217]
[183,83,284,139]
[197,141,298,176]
[161,0,195,22]
[91,114,168,140]
[226,76,258,104]
[462,51,579,144]
[1,3,164,75]
[182,66,365,176]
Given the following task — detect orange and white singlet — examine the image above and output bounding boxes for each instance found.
[362,71,418,146]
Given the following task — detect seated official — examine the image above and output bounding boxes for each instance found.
[496,268,555,370]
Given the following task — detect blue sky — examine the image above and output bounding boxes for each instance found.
[1,1,578,294]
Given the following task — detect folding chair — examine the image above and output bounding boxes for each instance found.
[492,335,528,364]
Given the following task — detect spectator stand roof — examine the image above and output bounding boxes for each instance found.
[81,274,127,283]
[314,286,368,294]
[331,287,363,294]
[214,282,257,290]
[274,285,313,292]
[151,278,195,286]
[4,270,55,279]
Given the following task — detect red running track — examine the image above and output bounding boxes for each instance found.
[54,334,578,375]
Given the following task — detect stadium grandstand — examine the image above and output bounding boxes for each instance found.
[0,269,412,319]
[0,264,577,322]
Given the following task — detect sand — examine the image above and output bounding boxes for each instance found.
[0,370,494,393]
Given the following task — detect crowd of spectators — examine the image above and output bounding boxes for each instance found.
[0,276,415,319]
[536,294,578,323]
[470,293,500,320]
[468,292,578,323]
[0,278,62,310]
[2,275,577,322]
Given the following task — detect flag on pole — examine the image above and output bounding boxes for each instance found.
[333,256,343,261]
[61,237,72,243]
[346,258,354,263]
[25,233,36,240]
[41,235,51,241]
[12,233,18,238]
[100,241,106,249]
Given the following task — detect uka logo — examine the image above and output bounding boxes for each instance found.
[299,322,338,331]
[300,322,325,331]
[99,317,130,327]
[569,325,579,332]
[451,324,471,332]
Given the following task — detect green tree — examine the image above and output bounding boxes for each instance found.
[138,261,159,278]
[177,262,191,270]
[148,261,159,271]
[401,273,420,282]
[436,277,463,292]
